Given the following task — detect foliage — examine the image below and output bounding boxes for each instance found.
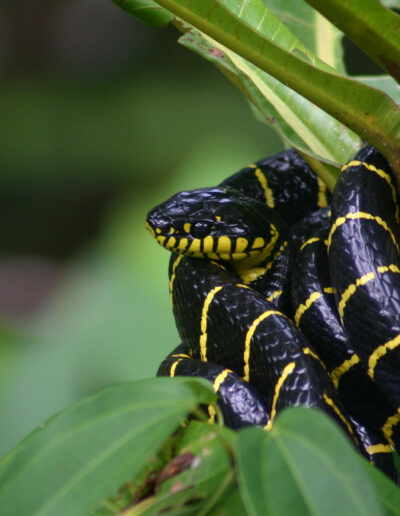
[115,0,400,184]
[1,387,400,515]
[1,1,400,515]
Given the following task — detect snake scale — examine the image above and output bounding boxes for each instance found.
[146,145,400,480]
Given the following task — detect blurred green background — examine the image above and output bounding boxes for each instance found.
[0,0,283,456]
[0,0,381,456]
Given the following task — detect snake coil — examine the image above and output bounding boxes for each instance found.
[146,145,400,480]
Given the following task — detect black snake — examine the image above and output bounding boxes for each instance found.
[146,145,400,480]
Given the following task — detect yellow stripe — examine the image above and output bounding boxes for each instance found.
[171,353,191,359]
[235,237,248,253]
[294,291,322,326]
[216,236,232,253]
[187,238,202,253]
[199,286,223,362]
[338,272,375,320]
[177,238,189,251]
[323,286,334,294]
[323,394,354,437]
[210,260,227,270]
[169,255,184,306]
[236,238,285,285]
[299,237,320,252]
[368,333,400,380]
[243,310,283,381]
[255,167,275,208]
[202,235,214,253]
[266,290,282,302]
[327,212,399,254]
[339,265,400,321]
[382,408,400,447]
[170,359,183,377]
[330,354,360,389]
[213,368,232,392]
[376,264,400,275]
[366,443,392,455]
[342,160,399,224]
[303,347,326,369]
[264,362,296,431]
[317,177,328,208]
[165,236,176,249]
[252,237,265,249]
[208,404,217,424]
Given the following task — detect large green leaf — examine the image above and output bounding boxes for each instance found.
[304,0,400,83]
[264,0,345,73]
[0,377,216,516]
[363,461,400,516]
[180,28,353,189]
[236,407,383,516]
[155,0,400,175]
[111,0,173,26]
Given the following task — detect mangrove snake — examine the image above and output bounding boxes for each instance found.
[146,145,400,480]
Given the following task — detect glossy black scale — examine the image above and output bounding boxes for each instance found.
[291,227,400,449]
[329,145,400,410]
[220,148,331,227]
[348,416,398,481]
[289,207,331,255]
[157,344,269,429]
[146,147,390,464]
[246,240,291,313]
[170,254,356,438]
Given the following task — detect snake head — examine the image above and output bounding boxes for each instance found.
[146,186,284,262]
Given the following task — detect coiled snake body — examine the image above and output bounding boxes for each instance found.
[146,146,400,479]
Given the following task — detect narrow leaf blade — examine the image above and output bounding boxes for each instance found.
[264,0,345,73]
[304,0,400,82]
[111,0,173,26]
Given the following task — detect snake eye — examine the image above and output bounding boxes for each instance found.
[192,221,212,238]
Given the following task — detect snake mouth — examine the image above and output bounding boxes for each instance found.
[145,221,156,238]
[146,228,276,264]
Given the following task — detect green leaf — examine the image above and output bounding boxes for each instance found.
[156,0,400,175]
[180,28,358,188]
[264,0,345,73]
[363,461,400,516]
[0,377,216,516]
[355,75,400,104]
[304,0,400,83]
[111,0,173,26]
[380,0,400,8]
[236,407,383,516]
